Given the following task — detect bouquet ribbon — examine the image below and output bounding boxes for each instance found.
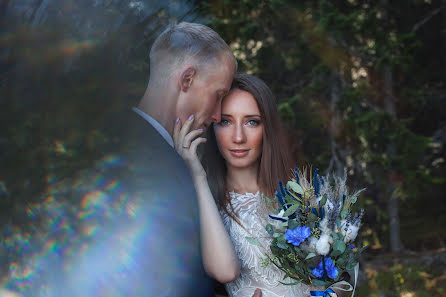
[310,288,336,297]
[310,263,359,297]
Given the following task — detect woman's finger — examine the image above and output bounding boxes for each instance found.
[179,114,195,143]
[189,137,207,155]
[183,128,204,148]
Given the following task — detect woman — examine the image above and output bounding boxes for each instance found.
[174,74,309,297]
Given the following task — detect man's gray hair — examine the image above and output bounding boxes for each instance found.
[149,22,236,84]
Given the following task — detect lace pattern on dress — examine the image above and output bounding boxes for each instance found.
[221,191,309,297]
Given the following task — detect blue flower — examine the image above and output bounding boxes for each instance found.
[312,257,339,279]
[324,257,339,279]
[285,226,311,246]
[311,263,324,278]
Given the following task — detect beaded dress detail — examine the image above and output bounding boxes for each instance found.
[221,191,310,297]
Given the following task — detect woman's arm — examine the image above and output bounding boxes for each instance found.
[193,174,240,283]
[173,115,240,283]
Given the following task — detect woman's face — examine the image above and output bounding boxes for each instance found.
[214,89,263,170]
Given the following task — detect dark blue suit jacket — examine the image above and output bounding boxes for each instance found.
[104,111,214,296]
[45,111,215,297]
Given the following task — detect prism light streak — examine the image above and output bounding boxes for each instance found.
[1,153,191,296]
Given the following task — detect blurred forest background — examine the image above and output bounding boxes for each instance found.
[1,0,446,296]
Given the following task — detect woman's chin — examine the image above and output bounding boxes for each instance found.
[226,159,257,169]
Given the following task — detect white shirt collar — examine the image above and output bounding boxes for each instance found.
[132,107,174,148]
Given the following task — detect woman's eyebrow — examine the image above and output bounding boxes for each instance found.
[221,114,261,118]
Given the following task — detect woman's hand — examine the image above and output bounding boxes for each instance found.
[173,114,207,179]
[173,114,240,283]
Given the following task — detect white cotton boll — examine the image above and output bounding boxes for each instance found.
[341,220,359,243]
[316,234,333,256]
[318,217,331,234]
[300,236,318,254]
[308,236,318,252]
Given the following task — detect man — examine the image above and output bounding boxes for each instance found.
[116,22,236,296]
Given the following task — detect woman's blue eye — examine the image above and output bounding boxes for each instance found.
[248,119,260,126]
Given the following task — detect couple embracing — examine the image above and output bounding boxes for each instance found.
[113,22,341,297]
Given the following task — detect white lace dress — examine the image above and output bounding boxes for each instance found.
[221,191,311,297]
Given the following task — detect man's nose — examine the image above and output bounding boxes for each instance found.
[211,104,222,123]
[232,125,246,143]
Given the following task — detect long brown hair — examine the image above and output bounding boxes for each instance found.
[203,73,293,219]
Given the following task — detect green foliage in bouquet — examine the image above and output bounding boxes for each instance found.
[254,168,366,287]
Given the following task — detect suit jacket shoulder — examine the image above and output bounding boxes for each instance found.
[78,111,214,297]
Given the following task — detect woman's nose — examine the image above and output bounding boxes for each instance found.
[232,125,246,143]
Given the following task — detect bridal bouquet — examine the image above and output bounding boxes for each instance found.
[252,168,365,293]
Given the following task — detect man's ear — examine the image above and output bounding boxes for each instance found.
[179,67,196,92]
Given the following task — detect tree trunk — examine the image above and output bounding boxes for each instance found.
[381,0,404,253]
[383,62,404,253]
[327,71,345,177]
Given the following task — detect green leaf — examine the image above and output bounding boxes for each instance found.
[336,257,346,267]
[288,219,299,229]
[319,195,327,207]
[277,242,289,249]
[271,245,281,257]
[245,237,261,247]
[263,195,273,207]
[294,262,305,274]
[294,247,307,259]
[305,252,316,260]
[351,196,357,204]
[278,234,287,243]
[279,280,303,286]
[336,218,342,229]
[266,224,274,235]
[334,240,346,253]
[340,209,349,219]
[331,239,346,257]
[287,181,304,195]
[307,213,319,223]
[330,249,342,257]
[287,190,302,202]
[333,232,343,241]
[273,232,281,238]
[283,204,299,217]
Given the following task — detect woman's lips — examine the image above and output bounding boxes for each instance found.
[230,149,249,158]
